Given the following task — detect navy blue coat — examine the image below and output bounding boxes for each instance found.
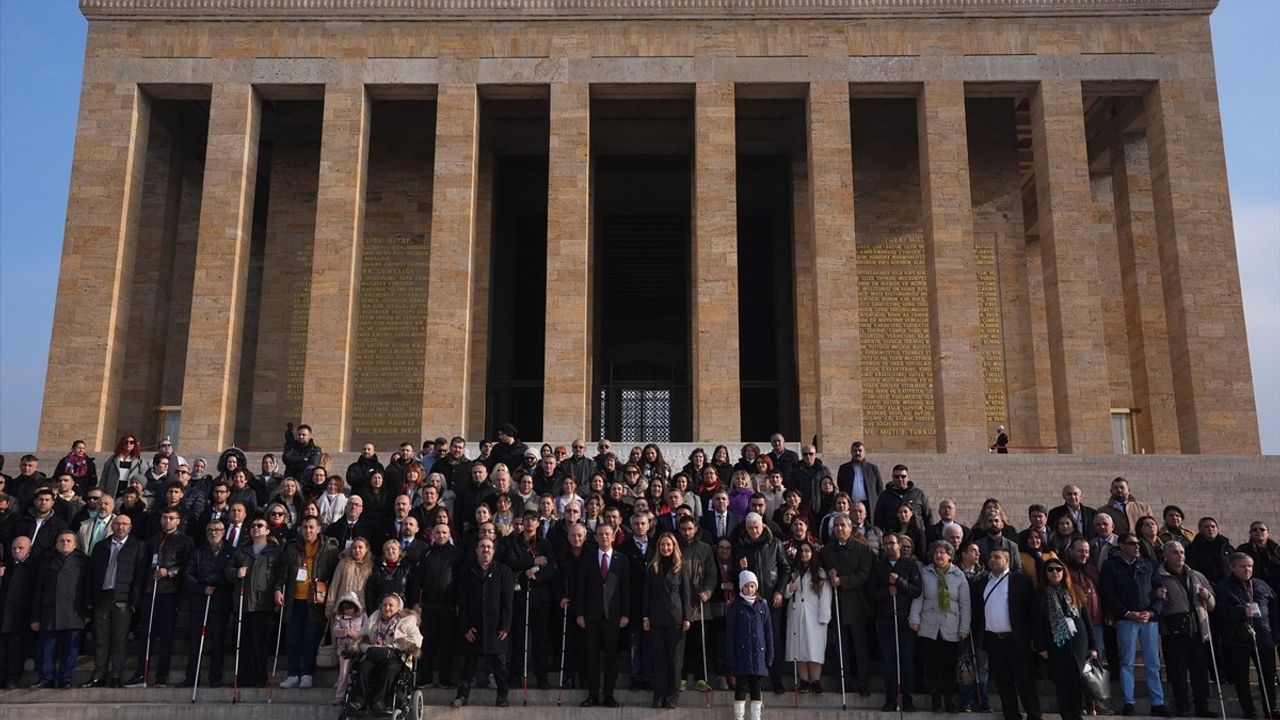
[725,595,774,677]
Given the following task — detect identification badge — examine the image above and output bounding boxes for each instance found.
[297,568,309,582]
[1065,617,1077,633]
[152,553,160,566]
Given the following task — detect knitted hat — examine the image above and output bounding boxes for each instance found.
[738,570,758,589]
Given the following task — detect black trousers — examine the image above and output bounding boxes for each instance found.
[650,625,686,703]
[0,628,33,686]
[768,605,785,685]
[918,636,959,698]
[458,650,509,700]
[1225,641,1277,717]
[91,594,133,681]
[238,610,274,687]
[419,604,456,685]
[582,618,621,698]
[1161,633,1211,712]
[137,593,180,679]
[184,601,230,682]
[986,633,1041,720]
[511,600,550,680]
[353,648,406,707]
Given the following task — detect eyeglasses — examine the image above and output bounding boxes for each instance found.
[126,439,137,445]
[178,470,190,475]
[1045,567,1065,574]
[251,523,268,529]
[1121,540,1139,546]
[87,496,102,502]
[893,475,907,479]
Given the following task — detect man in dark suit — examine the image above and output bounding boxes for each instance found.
[766,434,800,480]
[452,536,515,708]
[82,515,146,687]
[835,441,883,512]
[324,495,373,551]
[971,546,1041,720]
[1048,484,1098,541]
[618,513,656,690]
[925,499,971,546]
[574,523,630,707]
[700,491,741,542]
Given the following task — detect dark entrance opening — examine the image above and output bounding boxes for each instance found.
[591,94,694,442]
[485,96,549,440]
[736,155,800,441]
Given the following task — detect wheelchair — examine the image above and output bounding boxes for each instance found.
[337,648,425,720]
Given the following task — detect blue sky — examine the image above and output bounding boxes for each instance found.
[1,2,1277,452]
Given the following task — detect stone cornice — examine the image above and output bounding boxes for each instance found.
[80,0,1219,22]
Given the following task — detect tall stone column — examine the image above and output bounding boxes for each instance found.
[179,84,262,450]
[917,82,987,452]
[422,84,480,436]
[1110,133,1180,453]
[300,84,371,452]
[1144,79,1259,453]
[692,83,742,441]
[1029,80,1112,454]
[543,83,591,442]
[38,83,151,451]
[806,82,863,455]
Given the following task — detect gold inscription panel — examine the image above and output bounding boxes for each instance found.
[350,234,430,445]
[975,235,1008,425]
[857,234,936,441]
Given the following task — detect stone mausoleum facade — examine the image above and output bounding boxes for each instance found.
[41,0,1260,456]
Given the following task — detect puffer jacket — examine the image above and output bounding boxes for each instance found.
[331,591,366,652]
[725,594,773,677]
[909,563,972,641]
[326,547,374,617]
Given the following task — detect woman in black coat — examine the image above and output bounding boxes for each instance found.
[643,532,692,708]
[1035,557,1096,720]
[365,540,412,612]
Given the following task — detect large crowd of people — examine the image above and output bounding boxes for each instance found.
[0,425,1276,720]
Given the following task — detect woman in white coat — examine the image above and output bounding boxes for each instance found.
[784,542,832,693]
[908,540,972,713]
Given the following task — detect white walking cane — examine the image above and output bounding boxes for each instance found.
[1202,610,1228,720]
[191,593,213,703]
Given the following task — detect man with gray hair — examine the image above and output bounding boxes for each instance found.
[1155,541,1215,717]
[822,513,875,696]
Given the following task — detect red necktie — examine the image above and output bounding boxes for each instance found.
[601,552,609,579]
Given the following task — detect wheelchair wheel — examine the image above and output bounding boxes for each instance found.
[408,689,424,720]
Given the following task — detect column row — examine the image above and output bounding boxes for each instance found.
[41,79,1256,453]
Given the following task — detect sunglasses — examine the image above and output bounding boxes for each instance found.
[893,475,907,479]
[1045,566,1065,574]
[269,512,286,517]
[252,523,268,529]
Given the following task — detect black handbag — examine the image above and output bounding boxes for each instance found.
[1081,658,1110,703]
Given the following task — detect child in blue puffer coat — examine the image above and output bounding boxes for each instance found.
[725,570,773,720]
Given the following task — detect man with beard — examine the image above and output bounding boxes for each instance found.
[282,423,323,482]
[16,488,68,560]
[345,443,385,496]
[500,510,559,689]
[452,536,514,707]
[677,515,716,691]
[434,437,474,491]
[822,514,875,696]
[835,441,882,514]
[1096,477,1154,537]
[453,464,497,536]
[128,507,193,687]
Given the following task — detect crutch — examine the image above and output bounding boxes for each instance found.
[557,606,568,706]
[1246,624,1274,720]
[892,593,904,718]
[191,593,213,703]
[522,587,532,706]
[266,601,285,704]
[833,588,848,711]
[1203,612,1228,720]
[232,579,246,704]
[700,599,711,707]
[141,574,160,687]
